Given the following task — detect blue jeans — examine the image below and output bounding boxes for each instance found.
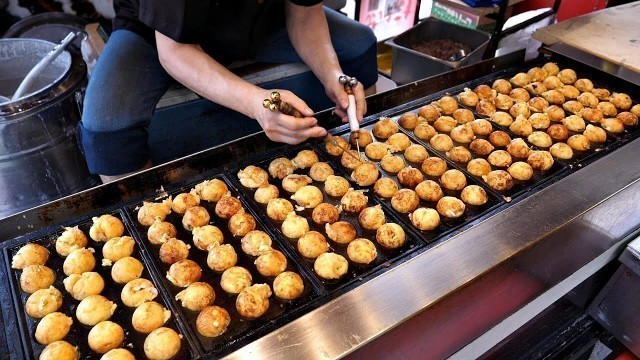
[79,8,377,175]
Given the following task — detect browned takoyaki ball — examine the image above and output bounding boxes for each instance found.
[397,166,424,188]
[489,131,512,148]
[132,301,171,334]
[420,157,447,177]
[494,93,514,111]
[195,179,228,203]
[524,82,548,96]
[236,284,272,318]
[228,210,257,237]
[610,92,632,110]
[584,124,607,143]
[347,238,378,264]
[598,102,618,117]
[172,192,200,215]
[562,115,586,132]
[509,116,533,137]
[325,221,357,244]
[543,62,560,76]
[196,306,230,338]
[55,226,88,257]
[507,161,533,181]
[562,100,584,115]
[476,99,496,117]
[434,116,457,133]
[110,256,143,284]
[418,104,441,121]
[404,144,429,163]
[398,112,421,130]
[544,105,565,122]
[543,75,563,90]
[559,85,580,99]
[282,174,313,193]
[414,122,437,141]
[324,175,350,197]
[291,185,324,209]
[430,134,454,152]
[237,165,269,189]
[509,102,530,119]
[471,119,493,135]
[341,189,369,213]
[460,185,488,206]
[255,249,287,277]
[527,150,554,171]
[35,312,73,345]
[550,142,574,159]
[365,142,393,161]
[380,154,405,173]
[312,203,340,225]
[64,272,104,301]
[577,92,599,108]
[391,189,420,214]
[314,253,348,280]
[297,231,329,259]
[26,286,62,319]
[601,118,625,133]
[21,265,55,294]
[415,180,444,202]
[207,244,237,272]
[528,67,548,82]
[181,206,209,231]
[453,108,475,124]
[350,130,373,148]
[469,139,494,156]
[632,104,640,117]
[557,69,577,84]
[63,248,95,276]
[573,78,594,92]
[387,132,412,151]
[488,150,513,168]
[121,278,158,308]
[159,238,190,265]
[541,90,565,105]
[374,178,399,199]
[490,111,513,127]
[467,158,492,177]
[506,138,531,159]
[529,113,551,129]
[241,230,272,257]
[474,84,496,100]
[547,124,569,141]
[137,199,172,227]
[192,225,224,251]
[447,146,472,164]
[510,88,531,103]
[167,259,201,287]
[351,162,379,187]
[436,197,466,219]
[268,157,295,179]
[376,223,406,249]
[458,88,479,107]
[372,117,398,139]
[450,124,475,143]
[592,88,611,101]
[12,243,49,270]
[90,214,125,242]
[220,267,252,294]
[273,272,305,300]
[483,170,514,191]
[215,196,242,219]
[39,341,78,360]
[254,184,279,204]
[580,107,604,123]
[492,79,512,95]
[325,136,350,156]
[281,212,309,239]
[102,236,135,264]
[409,208,440,231]
[617,112,638,126]
[527,131,553,148]
[292,150,319,169]
[433,96,458,115]
[510,72,531,87]
[266,198,294,222]
[440,169,467,191]
[567,134,591,151]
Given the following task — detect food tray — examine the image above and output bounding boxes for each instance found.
[125,174,326,358]
[229,145,424,294]
[1,210,191,360]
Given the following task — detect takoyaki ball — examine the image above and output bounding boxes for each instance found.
[421,157,448,177]
[610,92,632,110]
[62,247,95,276]
[476,99,497,117]
[509,116,533,137]
[64,272,104,300]
[543,75,563,90]
[312,203,340,225]
[214,196,241,219]
[309,162,334,182]
[527,150,554,171]
[591,88,610,100]
[598,101,618,117]
[391,189,420,214]
[483,170,514,191]
[574,78,594,92]
[90,214,125,242]
[172,192,200,214]
[376,223,406,249]
[557,69,577,84]
[469,139,494,156]
[137,199,172,226]
[410,208,440,231]
[397,166,424,188]
[544,105,565,122]
[206,244,238,272]
[228,210,256,237]
[440,169,467,191]
[527,131,553,148]
[491,111,513,127]
[350,130,374,148]
[415,180,444,202]
[195,179,228,202]
[26,286,62,318]
[578,92,599,108]
[372,117,398,139]
[433,96,458,115]
[35,312,72,345]
[559,85,580,99]
[458,88,479,107]
[509,102,531,119]
[493,79,512,94]
[418,104,441,121]
[580,107,604,123]
[510,88,531,103]
[281,212,309,238]
[292,149,319,169]
[601,117,625,133]
[447,146,472,164]
[254,184,279,204]
[436,197,466,219]
[380,154,406,173]
[450,124,475,144]
[529,113,551,129]
[617,111,638,126]
[567,134,591,151]
[365,142,391,161]
[102,236,135,263]
[236,165,269,188]
[88,321,124,354]
[471,119,493,135]
[404,144,429,163]
[12,243,49,270]
[268,157,295,179]
[315,252,349,279]
[507,138,531,159]
[543,62,560,76]
[132,301,171,334]
[121,278,158,307]
[351,162,379,187]
[175,282,215,311]
[20,265,56,294]
[325,136,350,156]
[111,256,143,284]
[547,124,570,141]
[148,220,177,245]
[282,174,313,193]
[467,158,493,177]
[510,72,531,87]
[562,100,584,115]
[631,104,640,117]
[550,143,574,159]
[183,206,211,231]
[40,341,78,360]
[159,238,190,265]
[241,230,272,256]
[474,84,496,100]
[507,162,533,181]
[387,132,411,151]
[527,67,548,82]
[347,239,378,265]
[524,81,548,96]
[341,189,369,213]
[77,295,116,326]
[297,231,329,259]
[461,185,489,206]
[430,134,454,152]
[144,327,182,360]
[374,178,399,199]
[255,249,287,277]
[197,306,230,338]
[55,226,87,257]
[562,115,586,132]
[358,205,386,230]
[584,124,607,143]
[220,266,253,294]
[541,90,565,105]
[192,225,223,251]
[167,259,202,287]
[236,284,272,318]
[413,122,437,141]
[398,112,421,130]
[341,150,363,170]
[324,175,350,197]
[325,221,357,245]
[495,93,514,111]
[488,150,513,168]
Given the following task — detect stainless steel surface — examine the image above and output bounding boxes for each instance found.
[225,137,640,360]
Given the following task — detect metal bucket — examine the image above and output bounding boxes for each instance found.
[0,38,97,219]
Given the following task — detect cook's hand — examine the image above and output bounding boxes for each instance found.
[253,90,327,144]
[325,79,367,123]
